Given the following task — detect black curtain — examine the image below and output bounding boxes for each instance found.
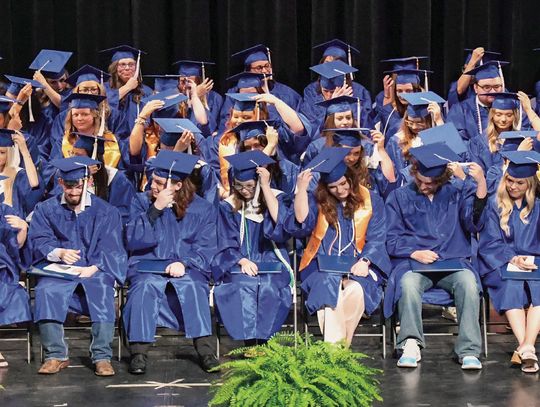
[1,0,539,97]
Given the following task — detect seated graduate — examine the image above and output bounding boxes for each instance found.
[478,151,540,373]
[385,143,488,370]
[122,150,219,374]
[0,195,31,368]
[28,156,127,377]
[211,150,294,346]
[285,148,391,345]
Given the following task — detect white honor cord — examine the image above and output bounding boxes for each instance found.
[239,201,245,246]
[28,95,35,123]
[518,104,523,130]
[475,96,483,134]
[98,108,106,137]
[383,108,396,137]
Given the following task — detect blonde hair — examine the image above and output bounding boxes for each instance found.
[496,172,538,236]
[0,147,17,206]
[63,107,107,146]
[485,108,520,153]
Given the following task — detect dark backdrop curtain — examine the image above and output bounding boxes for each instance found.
[0,0,539,97]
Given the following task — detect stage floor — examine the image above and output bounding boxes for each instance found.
[1,326,539,406]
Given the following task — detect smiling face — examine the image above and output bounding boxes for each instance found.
[232,178,257,200]
[71,108,95,133]
[230,109,256,127]
[326,175,350,201]
[150,174,182,200]
[413,172,439,196]
[474,77,503,105]
[333,111,354,128]
[491,108,515,132]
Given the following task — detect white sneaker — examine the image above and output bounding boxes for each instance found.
[397,339,421,368]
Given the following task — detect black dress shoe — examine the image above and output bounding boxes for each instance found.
[128,353,147,375]
[199,354,220,373]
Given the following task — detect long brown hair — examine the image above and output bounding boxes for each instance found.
[314,168,365,226]
[393,82,423,116]
[148,176,197,219]
[409,162,452,189]
[398,111,432,161]
[230,180,268,215]
[107,60,145,104]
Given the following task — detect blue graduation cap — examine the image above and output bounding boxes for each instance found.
[6,82,22,96]
[399,91,445,118]
[151,150,199,180]
[310,60,358,90]
[153,118,201,147]
[231,44,270,66]
[384,68,433,86]
[409,142,460,177]
[324,128,371,148]
[29,49,72,79]
[313,39,359,60]
[230,120,277,141]
[64,93,106,110]
[0,95,17,113]
[464,60,509,80]
[66,65,110,87]
[142,87,188,111]
[225,150,275,182]
[72,132,114,158]
[304,147,350,184]
[0,129,15,147]
[226,92,259,111]
[481,92,519,110]
[316,95,357,115]
[4,75,44,89]
[144,75,180,92]
[501,150,540,178]
[500,131,540,153]
[419,123,468,155]
[227,72,265,89]
[51,156,100,182]
[381,56,428,71]
[172,60,214,79]
[463,48,501,65]
[99,45,146,63]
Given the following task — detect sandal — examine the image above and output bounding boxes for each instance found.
[519,346,539,374]
[511,350,521,365]
[0,352,8,368]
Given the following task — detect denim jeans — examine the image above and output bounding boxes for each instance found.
[39,320,115,363]
[396,270,481,358]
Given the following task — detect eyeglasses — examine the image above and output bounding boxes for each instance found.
[233,183,256,192]
[78,87,100,94]
[404,119,427,129]
[476,84,503,92]
[118,62,136,69]
[250,63,271,72]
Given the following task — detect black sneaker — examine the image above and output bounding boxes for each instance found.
[128,353,147,375]
[199,353,220,373]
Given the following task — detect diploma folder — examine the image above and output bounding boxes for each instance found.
[231,262,282,274]
[502,257,540,281]
[410,259,463,274]
[317,255,357,274]
[29,261,79,280]
[135,259,171,274]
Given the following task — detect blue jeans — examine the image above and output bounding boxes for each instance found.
[39,321,114,363]
[396,270,481,358]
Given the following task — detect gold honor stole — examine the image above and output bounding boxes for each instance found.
[299,185,373,271]
[218,131,239,193]
[62,131,122,168]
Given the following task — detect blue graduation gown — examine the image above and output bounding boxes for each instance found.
[104,83,153,133]
[211,192,293,340]
[447,96,488,141]
[468,131,503,173]
[384,182,483,318]
[486,164,503,196]
[446,81,475,110]
[0,204,31,325]
[373,104,403,145]
[122,193,217,341]
[1,168,43,218]
[284,191,391,316]
[478,198,540,312]
[28,195,127,323]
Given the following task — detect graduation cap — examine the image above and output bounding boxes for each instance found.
[226,92,259,111]
[381,56,428,71]
[463,48,501,66]
[0,95,17,113]
[230,120,277,141]
[500,150,540,178]
[6,82,22,96]
[304,147,350,184]
[64,93,106,110]
[172,60,214,79]
[66,65,110,87]
[142,87,188,111]
[99,45,146,63]
[4,74,44,89]
[231,44,270,66]
[313,39,359,61]
[225,150,275,182]
[72,132,114,159]
[310,60,358,90]
[418,123,468,155]
[385,68,433,87]
[481,92,519,110]
[316,95,358,115]
[324,128,371,148]
[144,75,180,92]
[0,129,15,147]
[227,72,265,89]
[28,49,72,79]
[399,91,445,118]
[464,60,509,81]
[409,142,460,177]
[151,150,199,180]
[500,131,540,153]
[51,156,99,182]
[153,118,201,148]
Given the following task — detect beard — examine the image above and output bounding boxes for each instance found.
[64,192,82,206]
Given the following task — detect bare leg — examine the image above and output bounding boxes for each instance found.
[342,280,365,346]
[505,308,526,348]
[523,306,540,348]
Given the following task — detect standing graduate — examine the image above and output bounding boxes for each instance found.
[28,156,127,376]
[0,196,31,368]
[122,150,219,374]
[385,143,488,370]
[212,150,293,345]
[478,151,540,373]
[285,148,391,345]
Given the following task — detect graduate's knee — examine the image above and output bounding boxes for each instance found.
[400,272,425,297]
[453,270,479,298]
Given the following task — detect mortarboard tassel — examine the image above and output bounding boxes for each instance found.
[100,71,104,87]
[498,61,505,91]
[201,62,209,110]
[256,101,260,121]
[250,159,261,208]
[166,160,177,208]
[424,71,429,92]
[518,103,523,131]
[77,163,88,212]
[266,47,273,80]
[97,107,106,137]
[356,98,361,126]
[134,51,141,80]
[347,45,354,81]
[28,93,35,123]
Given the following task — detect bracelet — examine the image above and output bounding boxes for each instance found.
[134,117,146,126]
[15,100,25,106]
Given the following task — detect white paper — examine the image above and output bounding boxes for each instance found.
[507,256,536,272]
[44,263,81,276]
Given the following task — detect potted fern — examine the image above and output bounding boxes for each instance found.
[209,332,382,406]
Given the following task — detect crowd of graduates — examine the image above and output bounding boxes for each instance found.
[0,40,539,377]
